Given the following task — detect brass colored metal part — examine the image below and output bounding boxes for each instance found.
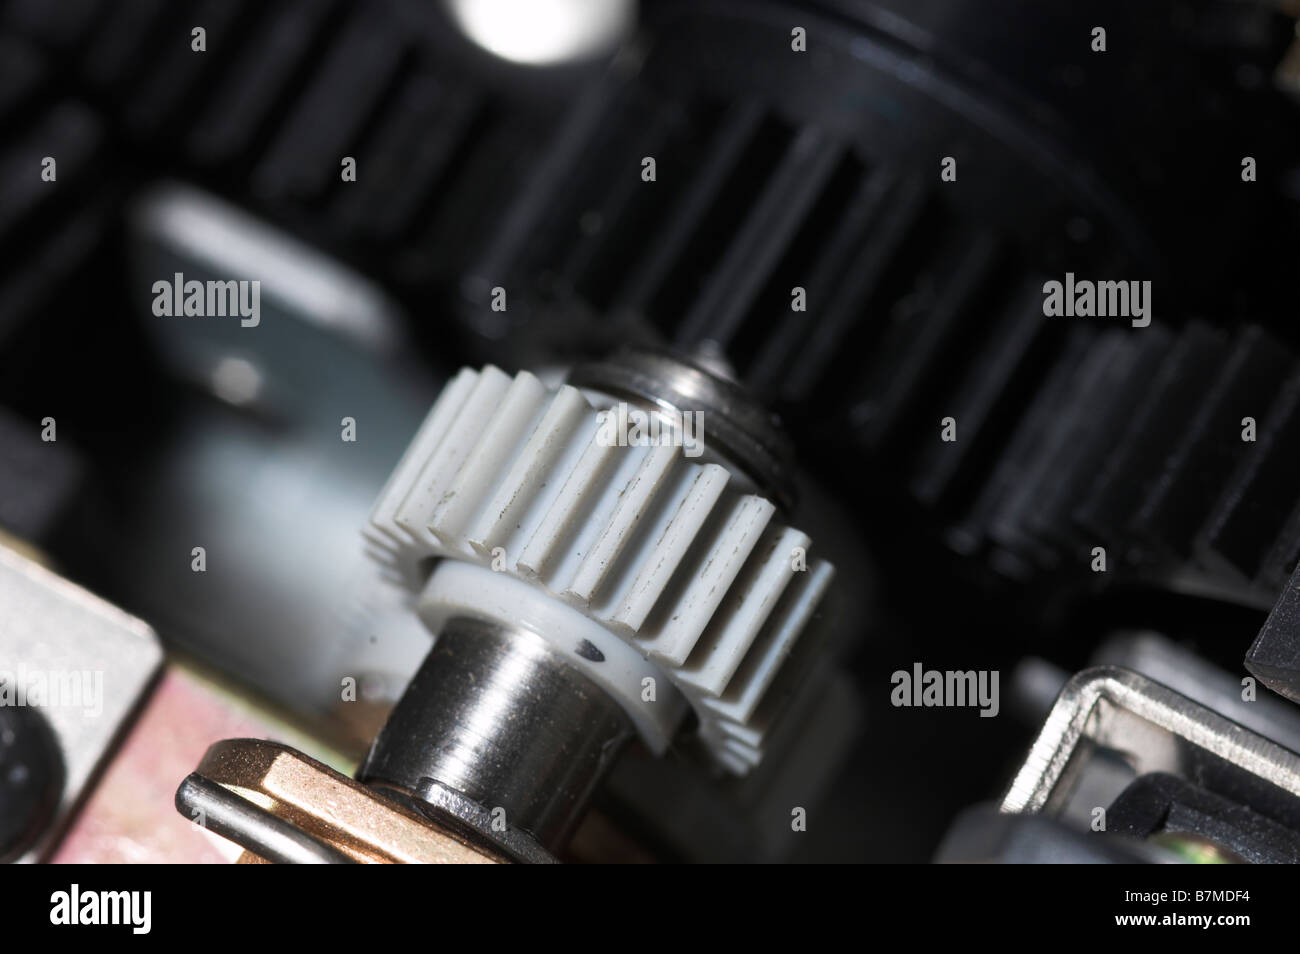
[193,739,506,864]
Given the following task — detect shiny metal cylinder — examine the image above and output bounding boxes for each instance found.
[360,616,634,861]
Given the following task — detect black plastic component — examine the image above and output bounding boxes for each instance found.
[0,698,64,862]
[1246,560,1300,706]
[1108,772,1300,864]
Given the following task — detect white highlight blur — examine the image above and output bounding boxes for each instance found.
[447,0,636,66]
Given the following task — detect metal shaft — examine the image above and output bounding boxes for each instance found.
[359,616,634,861]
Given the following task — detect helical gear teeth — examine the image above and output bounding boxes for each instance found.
[367,366,833,771]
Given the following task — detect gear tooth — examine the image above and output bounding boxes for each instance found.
[722,736,762,764]
[1134,326,1290,559]
[1201,367,1300,581]
[677,526,810,696]
[516,429,619,582]
[565,444,680,604]
[522,428,629,582]
[394,365,511,544]
[712,740,758,774]
[703,560,834,726]
[728,715,776,763]
[709,718,766,770]
[467,385,592,558]
[378,567,406,587]
[369,367,479,545]
[363,539,398,567]
[361,527,398,567]
[549,442,659,595]
[715,718,761,748]
[428,370,546,550]
[711,750,749,775]
[645,496,775,667]
[613,464,731,631]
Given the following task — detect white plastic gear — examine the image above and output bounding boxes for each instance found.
[365,365,834,773]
